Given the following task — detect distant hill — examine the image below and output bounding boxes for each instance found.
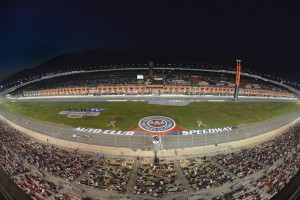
[2,49,206,84]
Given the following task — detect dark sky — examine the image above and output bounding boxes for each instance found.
[0,0,299,82]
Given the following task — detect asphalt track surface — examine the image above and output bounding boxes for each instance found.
[1,95,299,150]
[11,94,299,102]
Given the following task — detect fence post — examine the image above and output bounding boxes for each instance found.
[114,132,117,147]
[177,131,179,148]
[227,131,229,143]
[129,134,131,149]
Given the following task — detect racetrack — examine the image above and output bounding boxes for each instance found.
[1,95,299,151]
[11,94,299,103]
[1,93,299,152]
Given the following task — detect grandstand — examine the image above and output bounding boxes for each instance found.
[0,117,299,199]
[7,66,295,99]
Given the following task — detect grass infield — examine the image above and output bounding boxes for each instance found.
[0,101,299,130]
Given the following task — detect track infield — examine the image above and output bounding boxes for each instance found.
[1,101,299,131]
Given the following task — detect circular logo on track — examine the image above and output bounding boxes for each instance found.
[139,116,176,132]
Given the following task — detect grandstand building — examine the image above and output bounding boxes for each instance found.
[23,85,294,98]
[7,65,294,99]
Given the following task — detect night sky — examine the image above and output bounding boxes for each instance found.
[0,0,299,82]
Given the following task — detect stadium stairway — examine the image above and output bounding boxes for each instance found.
[173,160,193,193]
[124,159,141,195]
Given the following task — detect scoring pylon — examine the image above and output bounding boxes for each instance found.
[234,59,242,101]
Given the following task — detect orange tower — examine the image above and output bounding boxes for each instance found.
[234,59,242,100]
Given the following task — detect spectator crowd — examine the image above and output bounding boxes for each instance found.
[78,158,134,193]
[0,119,299,199]
[134,159,186,197]
[13,173,59,200]
[252,151,300,195]
[179,157,235,190]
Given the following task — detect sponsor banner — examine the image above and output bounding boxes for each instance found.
[72,115,238,136]
[168,126,239,135]
[67,114,84,119]
[73,127,135,135]
[66,108,106,112]
[59,108,106,118]
[73,126,238,136]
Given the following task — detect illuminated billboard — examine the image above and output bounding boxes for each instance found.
[137,74,144,80]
